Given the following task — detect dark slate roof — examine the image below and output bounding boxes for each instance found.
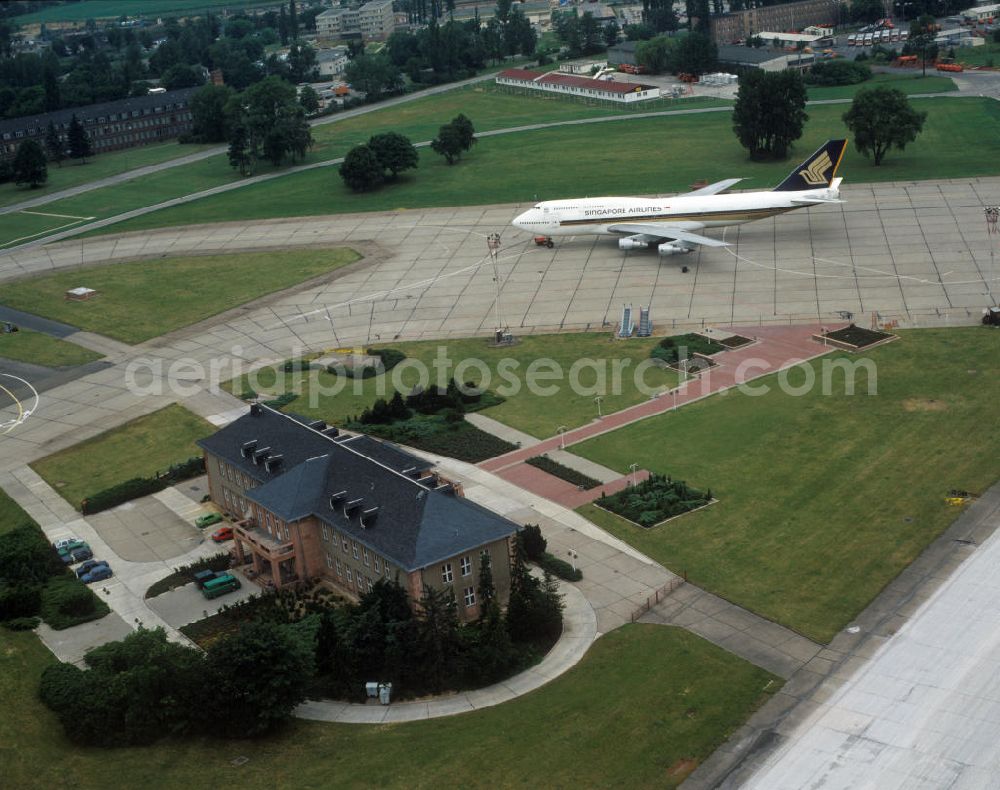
[716,45,785,64]
[199,406,516,571]
[0,87,198,137]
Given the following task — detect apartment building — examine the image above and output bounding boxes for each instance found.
[316,0,395,41]
[710,0,841,44]
[198,404,518,622]
[0,87,196,160]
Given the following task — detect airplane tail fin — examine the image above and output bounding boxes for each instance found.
[772,139,847,192]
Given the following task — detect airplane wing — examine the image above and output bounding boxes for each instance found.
[608,223,731,248]
[791,197,845,205]
[686,178,743,197]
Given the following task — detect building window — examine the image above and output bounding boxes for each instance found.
[463,587,476,607]
[374,556,381,573]
[336,558,343,576]
[325,552,333,568]
[284,525,290,541]
[460,556,472,577]
[342,536,349,553]
[442,563,453,584]
[367,578,374,593]
[363,548,370,567]
[321,525,329,542]
[384,563,391,578]
[223,488,231,505]
[346,567,353,584]
[352,543,359,560]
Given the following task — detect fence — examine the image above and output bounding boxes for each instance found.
[630,573,687,623]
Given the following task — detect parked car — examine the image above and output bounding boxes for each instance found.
[201,573,241,599]
[53,537,81,550]
[80,564,113,584]
[76,559,109,579]
[195,512,223,529]
[62,547,93,565]
[57,540,89,558]
[211,526,233,543]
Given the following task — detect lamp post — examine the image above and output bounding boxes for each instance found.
[567,550,578,573]
[594,396,603,418]
[629,462,638,487]
[557,425,567,449]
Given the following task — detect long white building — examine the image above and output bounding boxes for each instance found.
[496,69,661,103]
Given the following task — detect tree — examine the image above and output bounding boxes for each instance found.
[603,19,621,47]
[202,621,313,737]
[340,144,385,191]
[190,84,234,142]
[519,524,547,561]
[451,113,476,152]
[843,87,927,166]
[287,42,317,83]
[13,139,48,188]
[850,0,884,23]
[66,115,92,163]
[44,121,64,167]
[674,31,717,75]
[228,123,252,175]
[685,0,711,34]
[299,84,320,115]
[431,122,465,164]
[368,132,418,179]
[636,35,676,73]
[415,584,460,692]
[732,69,808,160]
[161,63,204,90]
[345,54,403,101]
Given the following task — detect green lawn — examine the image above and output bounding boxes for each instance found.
[0,488,34,536]
[0,329,103,368]
[229,333,679,439]
[956,41,1000,67]
[806,73,957,100]
[13,0,278,23]
[572,328,1000,644]
[0,142,216,210]
[0,248,361,344]
[30,404,215,509]
[0,209,92,249]
[0,624,779,789]
[94,97,1000,237]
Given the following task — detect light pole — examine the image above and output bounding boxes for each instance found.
[629,462,638,487]
[594,396,603,418]
[986,206,999,305]
[557,425,567,449]
[567,550,578,573]
[487,232,506,342]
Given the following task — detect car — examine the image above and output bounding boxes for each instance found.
[76,559,109,579]
[53,537,81,550]
[195,512,223,529]
[80,565,113,584]
[57,540,89,557]
[61,547,93,565]
[211,526,233,543]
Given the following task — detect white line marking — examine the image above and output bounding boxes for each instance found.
[19,210,96,220]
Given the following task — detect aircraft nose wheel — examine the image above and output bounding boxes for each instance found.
[682,265,689,273]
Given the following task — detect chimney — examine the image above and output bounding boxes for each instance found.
[329,490,347,509]
[241,440,258,458]
[252,446,271,465]
[264,454,284,473]
[361,506,379,528]
[309,419,327,431]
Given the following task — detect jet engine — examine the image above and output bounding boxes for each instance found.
[618,237,649,251]
[657,242,692,256]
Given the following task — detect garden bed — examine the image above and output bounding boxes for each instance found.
[651,332,726,365]
[364,418,516,462]
[821,324,896,349]
[718,333,753,349]
[526,455,601,490]
[595,474,712,528]
[670,355,717,376]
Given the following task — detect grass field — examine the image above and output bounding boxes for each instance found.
[228,333,679,438]
[0,488,33,536]
[0,248,361,344]
[806,73,957,100]
[30,404,215,508]
[0,329,103,368]
[0,208,95,249]
[955,41,1000,67]
[91,97,1000,237]
[572,328,1000,644]
[0,624,778,789]
[13,0,278,24]
[0,142,216,210]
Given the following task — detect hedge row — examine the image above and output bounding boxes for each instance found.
[526,455,601,490]
[81,456,205,514]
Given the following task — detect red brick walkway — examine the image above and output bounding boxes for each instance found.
[479,324,840,504]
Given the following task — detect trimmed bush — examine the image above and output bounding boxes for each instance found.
[146,552,232,599]
[0,584,43,620]
[526,456,601,490]
[264,392,296,409]
[650,333,725,365]
[40,575,111,630]
[327,347,407,379]
[2,615,40,631]
[81,456,205,514]
[805,59,871,86]
[599,473,712,527]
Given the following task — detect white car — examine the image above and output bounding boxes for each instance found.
[52,537,81,550]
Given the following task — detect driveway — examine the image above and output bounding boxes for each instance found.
[87,494,207,562]
[146,567,258,629]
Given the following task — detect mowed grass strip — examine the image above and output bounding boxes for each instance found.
[230,333,679,439]
[30,404,215,509]
[0,248,361,344]
[0,488,35,536]
[95,97,1000,236]
[573,329,1000,644]
[0,624,779,789]
[0,329,103,368]
[806,73,957,100]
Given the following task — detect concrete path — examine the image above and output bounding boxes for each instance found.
[36,611,134,667]
[685,483,1000,790]
[464,412,541,448]
[640,585,822,681]
[296,580,595,723]
[492,461,649,509]
[146,567,258,629]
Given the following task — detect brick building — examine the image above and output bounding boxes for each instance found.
[197,405,518,622]
[710,0,842,44]
[316,0,395,41]
[0,87,197,160]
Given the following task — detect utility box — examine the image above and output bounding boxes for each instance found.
[365,681,379,698]
[378,683,392,705]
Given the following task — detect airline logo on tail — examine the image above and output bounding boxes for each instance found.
[799,150,833,186]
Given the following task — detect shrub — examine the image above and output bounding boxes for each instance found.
[599,473,711,527]
[327,347,406,379]
[264,392,296,409]
[40,575,110,630]
[519,524,547,561]
[538,553,582,582]
[0,522,55,585]
[81,456,205,514]
[806,59,872,86]
[650,333,725,365]
[146,552,232,599]
[281,358,312,372]
[525,456,601,490]
[2,615,40,631]
[0,583,42,620]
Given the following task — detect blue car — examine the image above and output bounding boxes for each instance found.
[80,565,113,584]
[76,560,108,579]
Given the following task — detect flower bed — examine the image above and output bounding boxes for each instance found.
[823,324,895,349]
[596,473,712,528]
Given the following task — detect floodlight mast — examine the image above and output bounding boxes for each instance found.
[487,233,507,340]
[986,206,999,306]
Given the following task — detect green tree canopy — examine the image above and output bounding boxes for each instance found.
[368,132,418,179]
[12,138,47,188]
[340,144,385,191]
[190,83,234,142]
[431,122,465,164]
[732,69,808,160]
[298,84,320,115]
[842,86,927,166]
[674,31,717,75]
[345,54,403,101]
[66,114,92,163]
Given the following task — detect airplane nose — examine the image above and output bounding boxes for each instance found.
[512,211,530,230]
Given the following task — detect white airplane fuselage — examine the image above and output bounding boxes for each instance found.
[513,184,841,238]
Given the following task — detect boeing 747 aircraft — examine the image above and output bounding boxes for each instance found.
[512,139,847,257]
